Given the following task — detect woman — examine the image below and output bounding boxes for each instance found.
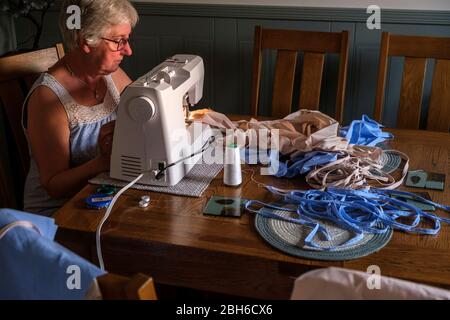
[22,0,138,215]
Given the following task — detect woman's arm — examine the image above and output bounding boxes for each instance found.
[27,86,109,199]
[111,67,133,93]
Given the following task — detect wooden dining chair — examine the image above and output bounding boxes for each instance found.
[374,32,450,131]
[0,44,65,208]
[251,26,349,122]
[94,273,158,300]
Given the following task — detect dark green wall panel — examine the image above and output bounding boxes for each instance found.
[8,2,450,126]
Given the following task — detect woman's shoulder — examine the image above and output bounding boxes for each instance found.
[28,83,64,115]
[27,65,67,109]
[47,61,69,85]
[27,84,68,132]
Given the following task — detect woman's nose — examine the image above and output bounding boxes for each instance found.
[122,42,132,56]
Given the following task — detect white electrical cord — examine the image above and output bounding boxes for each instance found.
[96,136,216,270]
[96,173,144,271]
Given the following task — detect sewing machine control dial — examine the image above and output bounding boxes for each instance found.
[128,96,156,123]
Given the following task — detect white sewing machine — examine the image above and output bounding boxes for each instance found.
[110,54,212,186]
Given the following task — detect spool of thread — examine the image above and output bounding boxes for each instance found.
[224,143,242,186]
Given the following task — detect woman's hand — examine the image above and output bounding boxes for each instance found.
[97,120,116,172]
[98,120,116,156]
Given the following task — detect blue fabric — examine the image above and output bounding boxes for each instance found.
[0,208,57,239]
[340,115,393,146]
[275,152,338,178]
[240,148,338,178]
[245,187,450,251]
[0,209,105,299]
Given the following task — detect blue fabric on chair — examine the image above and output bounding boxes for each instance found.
[0,208,58,239]
[0,208,105,300]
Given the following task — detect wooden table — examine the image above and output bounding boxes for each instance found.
[53,128,450,299]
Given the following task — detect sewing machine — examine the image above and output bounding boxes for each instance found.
[110,54,212,186]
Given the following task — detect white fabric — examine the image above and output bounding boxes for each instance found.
[290,267,450,300]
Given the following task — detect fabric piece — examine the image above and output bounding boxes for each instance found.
[291,267,450,300]
[341,114,393,147]
[254,208,392,260]
[275,151,338,178]
[305,150,409,190]
[22,73,120,216]
[194,110,406,187]
[89,162,223,197]
[0,208,57,239]
[0,208,105,299]
[193,109,349,155]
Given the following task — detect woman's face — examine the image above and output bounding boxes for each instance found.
[90,23,133,75]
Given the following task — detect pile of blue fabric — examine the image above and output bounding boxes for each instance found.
[0,208,105,299]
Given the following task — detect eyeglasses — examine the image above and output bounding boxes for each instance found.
[101,37,130,51]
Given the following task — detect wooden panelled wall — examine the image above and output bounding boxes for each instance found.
[9,3,450,126]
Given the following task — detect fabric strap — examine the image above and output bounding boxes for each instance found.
[305,150,409,190]
[0,221,42,240]
[245,186,450,251]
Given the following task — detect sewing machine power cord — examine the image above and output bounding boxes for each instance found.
[96,135,216,270]
[155,135,216,180]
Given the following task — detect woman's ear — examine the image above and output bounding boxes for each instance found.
[80,39,93,54]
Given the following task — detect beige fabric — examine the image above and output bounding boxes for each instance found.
[291,267,450,300]
[192,109,407,189]
[193,109,349,155]
[305,150,409,190]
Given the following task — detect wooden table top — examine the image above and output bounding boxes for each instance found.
[53,128,450,298]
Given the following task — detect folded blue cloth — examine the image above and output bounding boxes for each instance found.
[0,208,105,299]
[0,208,58,240]
[340,115,393,146]
[275,152,338,178]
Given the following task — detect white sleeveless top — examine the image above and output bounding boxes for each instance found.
[22,73,120,216]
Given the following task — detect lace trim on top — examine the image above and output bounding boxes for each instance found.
[39,73,120,129]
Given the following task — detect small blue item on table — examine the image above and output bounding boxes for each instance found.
[85,193,113,209]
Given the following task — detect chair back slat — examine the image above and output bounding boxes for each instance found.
[0,81,30,180]
[397,57,427,129]
[251,26,349,121]
[0,44,64,208]
[271,50,297,119]
[261,29,342,53]
[299,52,325,111]
[0,47,61,82]
[373,32,390,122]
[427,59,450,131]
[250,26,263,117]
[374,32,450,131]
[389,34,450,59]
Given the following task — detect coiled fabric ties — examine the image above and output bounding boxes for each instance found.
[245,186,450,251]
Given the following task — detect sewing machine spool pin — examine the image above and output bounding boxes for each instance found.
[183,93,192,120]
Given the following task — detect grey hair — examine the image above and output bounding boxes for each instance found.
[59,0,138,50]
